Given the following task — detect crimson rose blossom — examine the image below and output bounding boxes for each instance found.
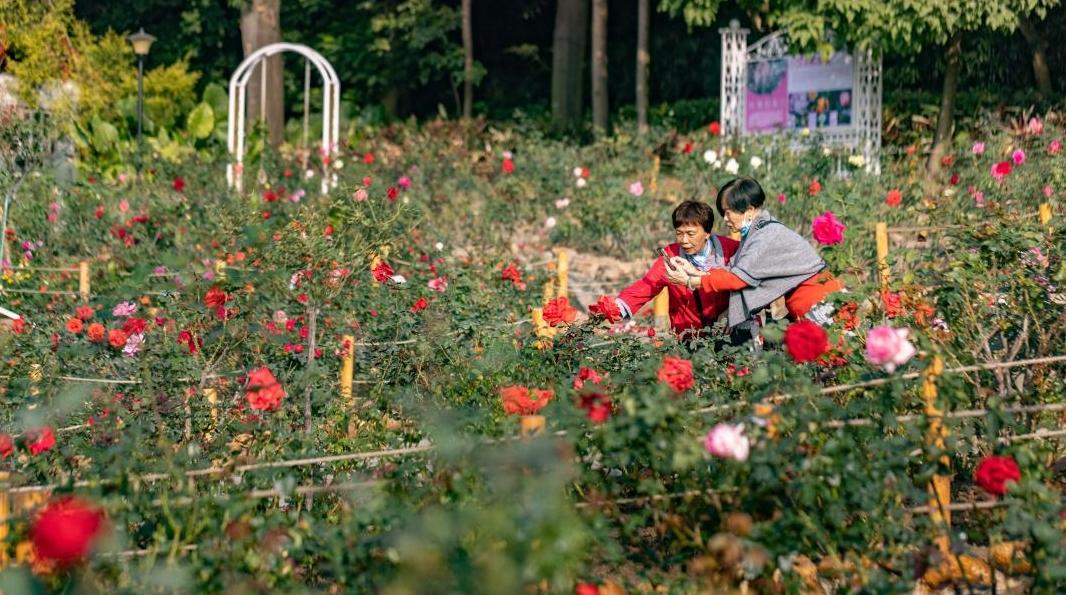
[410,297,429,313]
[990,161,1012,182]
[32,497,106,566]
[542,296,577,326]
[500,385,553,415]
[572,367,604,390]
[974,455,1021,497]
[588,295,621,323]
[811,211,845,245]
[245,367,285,411]
[0,433,13,458]
[885,189,902,207]
[372,260,394,283]
[203,286,230,309]
[28,426,56,455]
[783,319,829,363]
[578,392,612,424]
[575,583,600,595]
[657,356,694,393]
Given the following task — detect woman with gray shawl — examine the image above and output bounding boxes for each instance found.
[665,177,843,344]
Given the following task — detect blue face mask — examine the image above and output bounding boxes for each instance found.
[739,217,753,237]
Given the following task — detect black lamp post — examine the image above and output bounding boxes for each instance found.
[127,28,156,177]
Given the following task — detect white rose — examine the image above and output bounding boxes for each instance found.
[750,156,763,169]
[724,158,739,174]
[435,242,444,251]
[572,167,583,177]
[545,217,557,229]
[576,178,587,188]
[702,149,718,164]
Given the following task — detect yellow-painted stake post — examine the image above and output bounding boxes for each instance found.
[554,249,569,299]
[340,335,354,405]
[1039,203,1052,225]
[922,356,951,552]
[875,222,890,289]
[654,288,669,330]
[79,260,91,301]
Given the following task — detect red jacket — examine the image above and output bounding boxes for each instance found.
[617,237,740,336]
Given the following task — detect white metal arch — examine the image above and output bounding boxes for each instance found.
[227,43,341,193]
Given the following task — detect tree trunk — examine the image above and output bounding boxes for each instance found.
[240,0,285,148]
[636,0,650,133]
[591,0,608,136]
[927,32,962,177]
[462,0,474,118]
[551,0,589,131]
[1017,15,1052,97]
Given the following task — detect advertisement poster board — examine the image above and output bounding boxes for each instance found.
[744,52,853,134]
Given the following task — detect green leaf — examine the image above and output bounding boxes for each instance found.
[187,102,215,140]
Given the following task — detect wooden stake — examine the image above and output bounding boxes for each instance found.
[555,249,569,298]
[79,260,90,301]
[203,388,219,424]
[340,335,354,405]
[649,155,661,196]
[875,222,890,289]
[922,355,951,553]
[1039,203,1052,225]
[0,471,9,567]
[654,288,669,330]
[520,414,545,437]
[542,279,554,307]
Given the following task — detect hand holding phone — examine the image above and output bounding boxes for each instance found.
[658,247,676,270]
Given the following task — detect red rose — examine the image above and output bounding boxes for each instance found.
[783,320,829,363]
[28,426,55,455]
[245,366,285,411]
[387,186,399,201]
[572,367,604,390]
[500,385,553,415]
[501,158,515,174]
[682,142,693,154]
[542,297,577,327]
[363,152,375,165]
[588,295,622,323]
[880,291,903,318]
[122,317,147,336]
[75,306,94,320]
[500,263,524,289]
[410,297,429,313]
[66,318,84,334]
[86,323,105,342]
[575,583,600,595]
[31,496,105,566]
[94,205,104,219]
[949,173,960,186]
[0,433,13,458]
[177,330,200,354]
[808,179,822,197]
[885,189,902,207]
[707,121,721,136]
[107,329,128,349]
[372,260,394,283]
[657,356,694,393]
[262,190,278,203]
[578,392,612,424]
[975,455,1020,497]
[172,177,185,192]
[204,286,230,309]
[834,302,860,331]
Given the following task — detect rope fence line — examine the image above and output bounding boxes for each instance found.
[819,402,1066,429]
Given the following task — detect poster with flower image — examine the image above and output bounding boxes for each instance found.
[744,50,854,134]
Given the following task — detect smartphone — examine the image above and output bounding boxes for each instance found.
[658,247,676,270]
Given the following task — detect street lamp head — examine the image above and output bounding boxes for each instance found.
[128,28,156,56]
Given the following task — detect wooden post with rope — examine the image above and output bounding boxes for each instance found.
[554,249,569,299]
[79,260,91,301]
[340,334,356,437]
[923,355,950,551]
[1039,203,1052,225]
[0,471,8,567]
[875,222,890,289]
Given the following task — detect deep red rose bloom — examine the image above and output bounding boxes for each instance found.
[262,190,278,203]
[975,455,1021,497]
[0,433,13,458]
[172,177,185,192]
[76,306,94,320]
[362,152,375,164]
[783,320,829,363]
[575,583,600,595]
[372,260,394,283]
[204,286,230,309]
[501,158,515,174]
[707,121,721,136]
[500,385,552,415]
[245,366,285,411]
[657,356,694,393]
[542,296,577,326]
[885,189,902,207]
[122,317,147,336]
[500,263,523,288]
[387,186,399,201]
[572,367,604,390]
[107,329,128,349]
[32,496,105,566]
[28,426,56,455]
[410,297,428,313]
[588,295,622,323]
[578,392,612,424]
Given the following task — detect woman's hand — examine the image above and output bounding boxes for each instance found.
[669,257,699,277]
[665,264,695,287]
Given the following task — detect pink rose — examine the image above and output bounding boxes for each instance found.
[628,181,644,197]
[971,142,985,155]
[865,325,916,373]
[1043,186,1054,198]
[353,188,368,202]
[1049,140,1062,155]
[777,193,787,205]
[427,276,448,292]
[990,161,1012,182]
[1011,149,1026,165]
[703,423,750,462]
[811,211,846,245]
[398,175,412,189]
[1027,117,1043,136]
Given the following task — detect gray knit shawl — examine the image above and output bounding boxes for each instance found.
[724,211,825,328]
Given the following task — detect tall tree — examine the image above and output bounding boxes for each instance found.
[551,0,589,131]
[1017,13,1053,96]
[462,0,474,118]
[636,0,650,133]
[591,0,608,135]
[240,0,285,147]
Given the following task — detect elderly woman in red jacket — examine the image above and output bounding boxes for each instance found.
[614,201,739,339]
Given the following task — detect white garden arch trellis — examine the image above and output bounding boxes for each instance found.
[719,21,882,174]
[226,43,341,194]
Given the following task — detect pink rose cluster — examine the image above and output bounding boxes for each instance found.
[865,325,916,373]
[811,211,846,245]
[703,423,750,462]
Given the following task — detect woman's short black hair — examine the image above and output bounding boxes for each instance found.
[716,177,766,216]
[672,200,715,232]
